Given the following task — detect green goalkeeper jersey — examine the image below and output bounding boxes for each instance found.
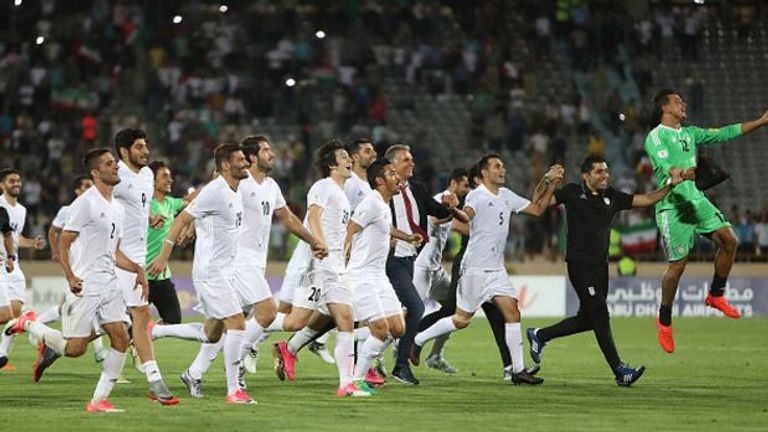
[644,123,742,211]
[146,195,184,280]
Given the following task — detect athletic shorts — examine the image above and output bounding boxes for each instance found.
[194,275,242,320]
[348,273,402,322]
[456,268,517,313]
[61,286,129,339]
[0,266,26,303]
[413,265,451,303]
[118,267,148,308]
[231,265,272,307]
[0,279,10,307]
[656,198,730,261]
[278,242,312,304]
[293,268,353,312]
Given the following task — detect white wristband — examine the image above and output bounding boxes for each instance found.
[165,238,175,246]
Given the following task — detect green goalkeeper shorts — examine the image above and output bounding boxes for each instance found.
[656,198,731,261]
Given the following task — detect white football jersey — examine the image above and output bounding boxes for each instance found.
[461,185,529,270]
[415,191,452,270]
[348,190,391,275]
[53,204,82,259]
[185,176,243,280]
[113,160,154,264]
[344,171,372,212]
[236,172,286,268]
[307,177,351,272]
[63,186,125,295]
[51,205,70,229]
[0,194,26,263]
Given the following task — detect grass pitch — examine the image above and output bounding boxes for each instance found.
[1,317,766,432]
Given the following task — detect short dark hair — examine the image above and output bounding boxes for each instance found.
[148,161,168,177]
[366,158,392,189]
[0,168,21,182]
[448,168,469,184]
[83,148,112,174]
[214,143,243,170]
[653,89,678,121]
[580,154,607,174]
[71,175,91,195]
[347,137,372,156]
[114,128,147,158]
[478,153,502,173]
[467,163,481,188]
[316,139,346,177]
[241,135,270,161]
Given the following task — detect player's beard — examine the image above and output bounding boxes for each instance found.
[129,152,148,168]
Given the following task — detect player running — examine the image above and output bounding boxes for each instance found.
[11,148,148,412]
[411,154,561,385]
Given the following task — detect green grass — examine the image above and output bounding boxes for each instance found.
[1,318,767,431]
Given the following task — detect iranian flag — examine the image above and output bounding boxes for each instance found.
[620,223,658,253]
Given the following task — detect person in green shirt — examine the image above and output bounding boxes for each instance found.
[645,89,768,353]
[146,161,195,324]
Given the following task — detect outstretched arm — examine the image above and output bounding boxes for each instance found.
[740,110,768,135]
[631,169,684,207]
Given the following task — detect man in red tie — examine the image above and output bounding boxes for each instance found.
[383,144,468,385]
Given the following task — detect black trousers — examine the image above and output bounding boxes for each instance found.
[417,262,512,369]
[148,279,182,324]
[537,262,621,372]
[386,255,425,368]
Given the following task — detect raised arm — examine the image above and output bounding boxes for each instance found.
[740,110,768,135]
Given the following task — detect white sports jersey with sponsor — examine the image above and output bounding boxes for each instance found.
[461,185,529,270]
[415,191,451,270]
[348,190,391,275]
[0,194,26,263]
[236,172,286,268]
[185,175,243,280]
[344,171,372,212]
[63,186,125,295]
[113,160,154,263]
[307,177,351,272]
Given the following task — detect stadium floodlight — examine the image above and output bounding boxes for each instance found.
[36,36,44,45]
[693,0,705,4]
[315,30,326,39]
[219,4,228,13]
[173,15,183,24]
[14,0,22,7]
[285,78,297,87]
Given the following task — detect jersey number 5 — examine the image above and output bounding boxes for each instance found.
[499,212,505,226]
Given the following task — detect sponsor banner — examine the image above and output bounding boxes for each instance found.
[509,276,566,317]
[566,277,768,318]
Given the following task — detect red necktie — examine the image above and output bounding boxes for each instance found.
[400,184,428,240]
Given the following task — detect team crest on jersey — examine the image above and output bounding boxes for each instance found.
[127,183,133,189]
[488,202,494,207]
[657,150,668,159]
[99,212,105,218]
[250,191,256,197]
[603,197,610,206]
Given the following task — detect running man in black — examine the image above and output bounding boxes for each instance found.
[527,154,684,386]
